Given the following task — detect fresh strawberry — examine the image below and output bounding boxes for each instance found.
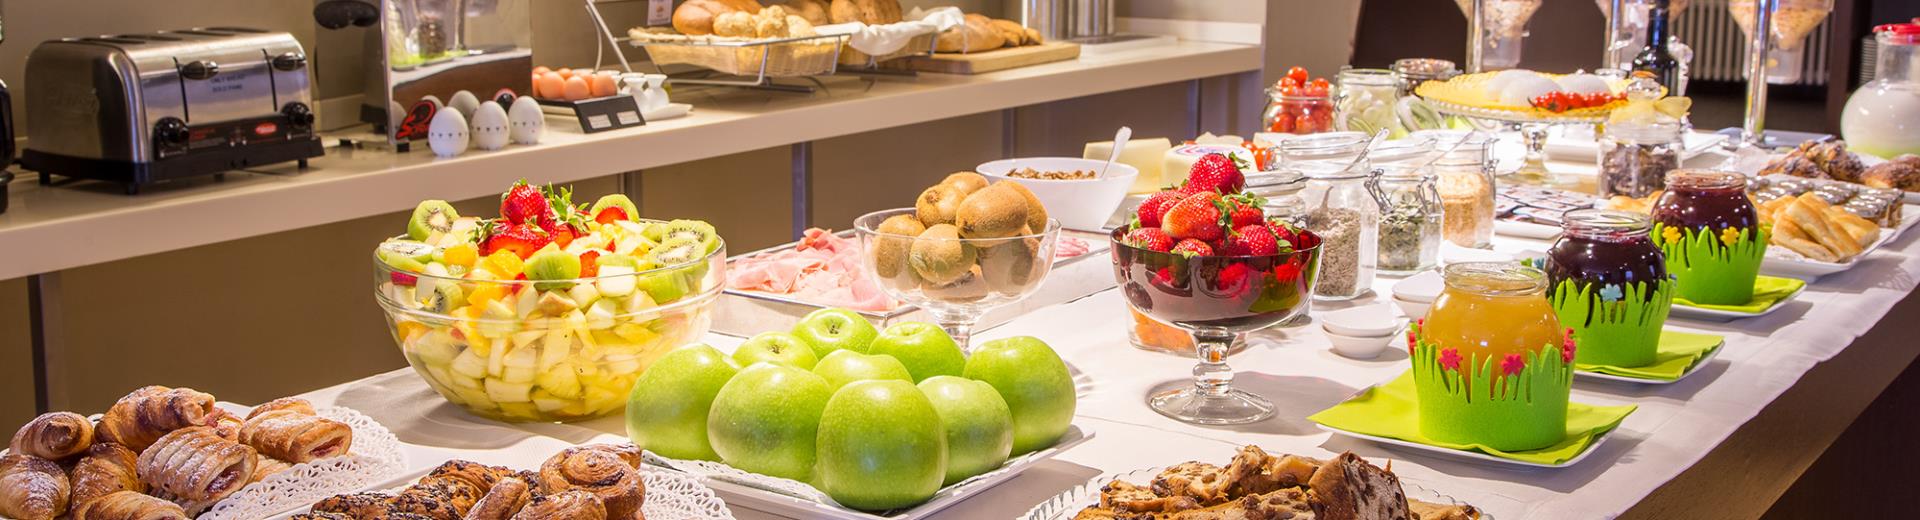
[390,271,418,286]
[1215,263,1254,294]
[1182,153,1246,195]
[1136,190,1183,228]
[500,181,553,225]
[594,205,630,224]
[1293,228,1322,250]
[1224,225,1279,256]
[1266,218,1300,250]
[481,222,552,259]
[1224,194,1266,229]
[1171,238,1213,257]
[579,250,601,278]
[1161,191,1226,242]
[1123,227,1174,252]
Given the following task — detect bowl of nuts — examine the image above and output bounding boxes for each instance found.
[978,157,1138,231]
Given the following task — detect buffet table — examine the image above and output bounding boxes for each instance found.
[281,190,1920,519]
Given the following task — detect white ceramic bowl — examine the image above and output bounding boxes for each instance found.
[1391,295,1432,319]
[978,157,1139,231]
[1321,303,1405,337]
[1324,326,1400,360]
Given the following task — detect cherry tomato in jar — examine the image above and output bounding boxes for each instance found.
[1287,66,1309,85]
[1270,113,1296,133]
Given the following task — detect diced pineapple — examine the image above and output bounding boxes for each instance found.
[612,322,660,346]
[485,379,534,403]
[531,390,571,413]
[497,402,542,419]
[568,283,601,310]
[487,339,508,377]
[451,386,496,409]
[420,366,458,399]
[585,299,619,329]
[450,374,483,391]
[604,356,643,377]
[477,300,518,337]
[596,265,637,296]
[583,386,623,413]
[411,332,463,367]
[537,363,584,399]
[450,349,488,379]
[538,333,573,372]
[561,401,591,417]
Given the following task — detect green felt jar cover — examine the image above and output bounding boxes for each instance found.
[1653,223,1767,306]
[1408,321,1574,452]
[1549,279,1672,368]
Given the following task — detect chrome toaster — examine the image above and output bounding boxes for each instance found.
[20,28,324,194]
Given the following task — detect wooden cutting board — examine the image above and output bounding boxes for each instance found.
[898,42,1081,74]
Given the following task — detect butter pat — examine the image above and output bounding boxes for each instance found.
[1084,137,1172,194]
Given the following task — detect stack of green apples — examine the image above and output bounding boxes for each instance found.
[626,308,1078,512]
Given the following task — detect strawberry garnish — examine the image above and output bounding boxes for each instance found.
[594,206,630,225]
[1181,153,1246,195]
[1265,218,1300,251]
[1171,238,1213,257]
[1136,190,1184,229]
[1162,191,1227,242]
[1224,194,1266,229]
[1123,227,1174,252]
[480,222,552,259]
[579,250,602,278]
[1224,224,1279,256]
[500,181,553,225]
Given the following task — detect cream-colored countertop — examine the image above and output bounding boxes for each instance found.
[0,41,1259,280]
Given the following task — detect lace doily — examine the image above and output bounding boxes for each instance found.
[1018,466,1494,520]
[197,407,407,520]
[642,469,738,520]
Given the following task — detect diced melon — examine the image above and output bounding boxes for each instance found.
[511,329,546,350]
[561,401,591,417]
[503,343,539,368]
[497,402,541,419]
[612,322,660,346]
[515,285,539,319]
[592,331,632,352]
[451,386,496,409]
[411,332,463,367]
[485,379,534,403]
[450,349,488,379]
[537,363,583,399]
[420,366,458,400]
[596,266,637,296]
[604,356,642,377]
[532,390,571,413]
[585,299,619,329]
[538,333,573,371]
[583,386,623,413]
[477,300,518,336]
[450,374,484,391]
[568,283,602,310]
[487,339,508,377]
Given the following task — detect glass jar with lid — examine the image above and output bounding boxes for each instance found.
[1246,170,1307,228]
[1598,119,1683,199]
[1336,68,1403,136]
[1286,132,1378,300]
[1413,130,1497,248]
[1545,209,1670,367]
[1265,90,1336,135]
[1840,22,1920,159]
[1392,58,1460,97]
[1370,166,1444,276]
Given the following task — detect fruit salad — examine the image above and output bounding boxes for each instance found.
[373,181,726,422]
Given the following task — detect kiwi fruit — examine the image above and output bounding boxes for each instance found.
[873,214,927,279]
[646,236,705,267]
[408,200,460,241]
[662,220,721,256]
[941,172,990,196]
[976,232,1044,295]
[955,185,1030,244]
[426,283,466,313]
[642,222,669,243]
[378,240,435,271]
[915,185,965,227]
[996,181,1049,233]
[589,194,638,220]
[524,248,583,290]
[636,270,692,303]
[909,224,977,285]
[921,265,990,302]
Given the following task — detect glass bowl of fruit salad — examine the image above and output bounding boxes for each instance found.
[373,182,726,422]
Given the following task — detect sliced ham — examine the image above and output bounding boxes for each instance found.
[728,228,900,311]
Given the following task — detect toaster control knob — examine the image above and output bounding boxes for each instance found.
[282,102,315,128]
[154,117,191,146]
[180,60,219,80]
[272,52,308,72]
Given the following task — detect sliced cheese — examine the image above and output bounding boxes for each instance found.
[1084,137,1172,194]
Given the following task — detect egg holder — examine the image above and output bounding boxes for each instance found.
[422,93,550,158]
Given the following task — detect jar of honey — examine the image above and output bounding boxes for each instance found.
[1414,261,1572,451]
[1423,262,1564,362]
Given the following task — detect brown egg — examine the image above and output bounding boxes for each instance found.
[590,74,619,98]
[533,65,552,75]
[556,67,574,78]
[530,73,545,98]
[563,76,592,101]
[537,73,565,100]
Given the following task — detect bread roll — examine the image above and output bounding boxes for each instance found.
[829,0,902,25]
[781,0,831,25]
[673,0,765,36]
[936,14,1005,53]
[988,19,1029,46]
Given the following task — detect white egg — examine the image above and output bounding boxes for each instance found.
[471,101,510,151]
[448,90,481,119]
[1498,74,1562,106]
[1556,73,1612,95]
[420,95,444,110]
[1482,70,1540,97]
[428,108,469,157]
[508,96,545,145]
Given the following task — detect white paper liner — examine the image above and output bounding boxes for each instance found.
[1017,465,1492,520]
[641,469,740,520]
[197,407,407,519]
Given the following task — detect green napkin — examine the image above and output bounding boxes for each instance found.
[1575,330,1724,381]
[1309,371,1636,465]
[1672,275,1805,313]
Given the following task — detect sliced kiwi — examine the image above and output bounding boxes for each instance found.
[645,236,705,267]
[408,200,460,241]
[596,253,641,268]
[661,220,720,256]
[426,283,466,313]
[636,271,692,303]
[641,222,668,243]
[589,194,638,221]
[524,249,582,291]
[378,240,436,271]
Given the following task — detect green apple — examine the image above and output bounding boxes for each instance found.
[816,380,948,511]
[964,336,1076,455]
[812,350,912,391]
[790,308,880,357]
[732,331,820,370]
[707,363,833,481]
[918,376,1013,485]
[867,322,966,382]
[626,344,738,461]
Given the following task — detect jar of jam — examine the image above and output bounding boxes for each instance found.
[1649,170,1763,305]
[1416,262,1570,451]
[1545,210,1670,367]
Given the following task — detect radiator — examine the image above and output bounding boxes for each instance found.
[1676,0,1831,85]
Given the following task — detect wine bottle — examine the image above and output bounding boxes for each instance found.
[1631,0,1682,94]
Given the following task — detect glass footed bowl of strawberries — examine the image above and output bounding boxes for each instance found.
[373,182,725,423]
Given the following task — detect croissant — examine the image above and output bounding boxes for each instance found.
[246,397,317,420]
[71,443,146,508]
[136,427,256,510]
[463,476,534,520]
[510,490,605,520]
[0,453,70,520]
[238,409,353,463]
[97,386,222,451]
[538,445,644,518]
[9,411,95,460]
[70,491,188,520]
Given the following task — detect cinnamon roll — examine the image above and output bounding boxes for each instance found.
[70,443,146,508]
[537,445,644,518]
[463,476,534,520]
[238,410,353,463]
[510,490,605,520]
[97,386,222,451]
[135,427,256,510]
[246,397,318,420]
[8,411,94,460]
[70,491,188,520]
[0,453,70,520]
[312,489,466,520]
[420,459,515,499]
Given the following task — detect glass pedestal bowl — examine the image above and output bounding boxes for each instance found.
[1110,228,1322,425]
[373,233,725,422]
[854,208,1061,351]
